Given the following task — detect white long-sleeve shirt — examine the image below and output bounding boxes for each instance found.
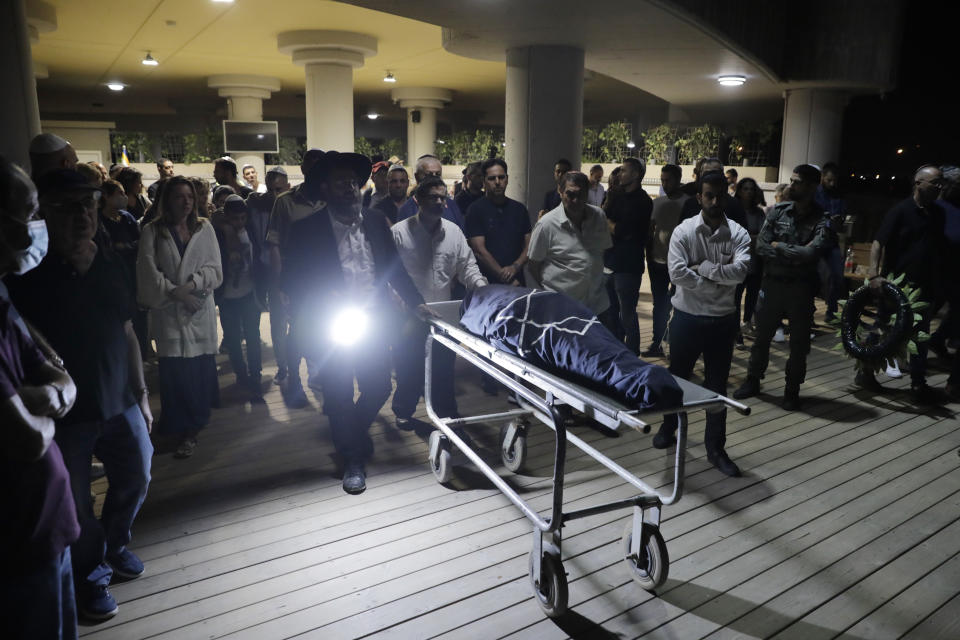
[667,212,751,317]
[392,214,487,303]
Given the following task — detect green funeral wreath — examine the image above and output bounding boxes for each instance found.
[832,273,930,374]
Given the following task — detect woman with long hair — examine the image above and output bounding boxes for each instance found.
[734,177,767,342]
[136,176,222,458]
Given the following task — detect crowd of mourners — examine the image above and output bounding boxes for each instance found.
[3,130,958,637]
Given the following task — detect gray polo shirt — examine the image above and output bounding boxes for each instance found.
[527,203,613,314]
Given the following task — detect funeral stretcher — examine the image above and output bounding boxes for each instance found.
[421,297,750,618]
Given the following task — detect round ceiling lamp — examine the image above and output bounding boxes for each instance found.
[717,75,746,86]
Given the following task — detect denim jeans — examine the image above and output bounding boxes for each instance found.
[3,548,77,640]
[647,261,672,346]
[219,291,263,380]
[614,271,644,353]
[660,310,738,452]
[55,404,152,591]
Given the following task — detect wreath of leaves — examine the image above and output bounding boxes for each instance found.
[831,273,930,374]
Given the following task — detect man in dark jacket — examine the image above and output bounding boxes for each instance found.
[281,151,426,494]
[604,158,653,354]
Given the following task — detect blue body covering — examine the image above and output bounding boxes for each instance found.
[459,285,683,411]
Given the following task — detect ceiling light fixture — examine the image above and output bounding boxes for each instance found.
[383,71,396,83]
[142,52,159,66]
[106,82,125,91]
[367,112,379,120]
[212,0,235,3]
[717,74,746,86]
[626,141,636,149]
[436,139,445,145]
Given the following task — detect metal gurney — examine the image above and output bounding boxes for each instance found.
[421,301,751,618]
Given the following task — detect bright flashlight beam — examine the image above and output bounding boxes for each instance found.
[330,307,368,346]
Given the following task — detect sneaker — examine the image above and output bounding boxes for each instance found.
[707,449,742,477]
[773,327,786,343]
[174,437,197,459]
[106,547,144,580]
[740,321,756,338]
[273,368,287,386]
[884,360,903,379]
[640,344,665,359]
[733,376,761,400]
[342,460,367,495]
[79,583,119,620]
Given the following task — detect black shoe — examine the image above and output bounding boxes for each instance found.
[733,376,760,400]
[855,370,883,392]
[273,368,287,386]
[707,450,742,477]
[911,383,943,405]
[652,429,676,449]
[282,382,309,409]
[782,391,801,411]
[342,460,367,494]
[640,344,665,359]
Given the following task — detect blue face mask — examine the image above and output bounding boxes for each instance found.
[11,219,48,275]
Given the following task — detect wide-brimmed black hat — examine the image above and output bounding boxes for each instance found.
[306,151,372,185]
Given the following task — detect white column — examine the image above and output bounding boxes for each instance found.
[504,46,584,218]
[207,74,281,180]
[390,87,453,163]
[0,0,51,169]
[278,31,377,152]
[779,88,849,182]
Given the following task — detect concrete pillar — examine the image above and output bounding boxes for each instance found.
[207,74,281,179]
[504,46,584,217]
[390,87,453,163]
[278,30,377,152]
[1,0,50,169]
[779,88,849,182]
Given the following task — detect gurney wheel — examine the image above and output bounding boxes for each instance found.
[428,430,453,484]
[528,543,568,618]
[621,522,669,590]
[500,421,528,473]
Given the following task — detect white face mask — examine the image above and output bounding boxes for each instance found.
[11,219,49,275]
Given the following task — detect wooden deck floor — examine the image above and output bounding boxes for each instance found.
[81,292,960,640]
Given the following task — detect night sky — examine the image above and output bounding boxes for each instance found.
[840,6,958,196]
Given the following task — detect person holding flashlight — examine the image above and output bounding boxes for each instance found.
[391,175,488,427]
[280,151,427,494]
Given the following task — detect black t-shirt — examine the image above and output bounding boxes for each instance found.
[373,198,403,225]
[100,210,141,281]
[455,189,483,216]
[875,197,946,295]
[5,244,136,424]
[604,187,653,274]
[465,197,532,283]
[542,189,561,212]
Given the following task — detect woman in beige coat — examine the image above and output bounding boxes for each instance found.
[137,176,223,458]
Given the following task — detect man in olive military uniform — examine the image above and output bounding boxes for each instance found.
[734,164,833,410]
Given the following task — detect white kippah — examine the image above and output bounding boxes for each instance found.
[29,133,69,154]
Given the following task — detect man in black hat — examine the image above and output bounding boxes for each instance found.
[281,151,427,494]
[6,169,153,620]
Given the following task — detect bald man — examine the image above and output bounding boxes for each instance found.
[856,165,947,401]
[28,133,78,182]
